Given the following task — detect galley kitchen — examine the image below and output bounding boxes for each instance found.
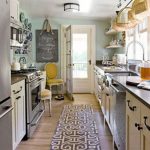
[0,0,150,150]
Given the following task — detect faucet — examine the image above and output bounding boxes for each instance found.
[126,41,145,71]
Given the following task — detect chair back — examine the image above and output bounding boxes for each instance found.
[41,71,46,90]
[45,63,57,79]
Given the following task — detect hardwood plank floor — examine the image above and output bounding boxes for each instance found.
[17,94,113,150]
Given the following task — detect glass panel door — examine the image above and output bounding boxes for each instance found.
[73,33,88,78]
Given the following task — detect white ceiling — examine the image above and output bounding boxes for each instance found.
[20,0,120,20]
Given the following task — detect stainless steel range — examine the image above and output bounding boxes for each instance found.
[12,69,44,139]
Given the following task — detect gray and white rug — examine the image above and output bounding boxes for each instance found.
[50,105,101,150]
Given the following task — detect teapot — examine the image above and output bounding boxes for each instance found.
[139,61,150,80]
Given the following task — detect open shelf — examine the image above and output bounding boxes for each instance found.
[105,29,118,35]
[105,45,123,49]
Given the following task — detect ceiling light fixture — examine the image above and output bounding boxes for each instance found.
[64,3,80,12]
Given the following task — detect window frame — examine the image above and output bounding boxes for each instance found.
[126,16,150,61]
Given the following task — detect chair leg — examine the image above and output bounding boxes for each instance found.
[62,83,64,95]
[42,101,45,110]
[48,98,52,117]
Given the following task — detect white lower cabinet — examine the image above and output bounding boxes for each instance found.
[126,92,150,150]
[11,80,26,150]
[140,104,150,150]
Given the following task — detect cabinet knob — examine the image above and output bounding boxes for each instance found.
[135,123,140,127]
[138,126,143,131]
[16,96,21,100]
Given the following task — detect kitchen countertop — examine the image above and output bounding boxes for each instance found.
[111,75,150,108]
[95,65,139,77]
[11,75,26,85]
[95,65,131,73]
[95,64,150,108]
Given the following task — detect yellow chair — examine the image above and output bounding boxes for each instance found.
[40,71,52,116]
[45,63,64,97]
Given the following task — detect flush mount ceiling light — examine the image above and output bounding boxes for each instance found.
[64,3,80,12]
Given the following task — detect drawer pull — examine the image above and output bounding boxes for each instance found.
[144,116,150,131]
[13,86,22,94]
[135,123,140,127]
[135,123,142,131]
[16,96,21,100]
[127,100,136,111]
[138,126,143,131]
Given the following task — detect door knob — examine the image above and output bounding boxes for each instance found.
[88,60,91,65]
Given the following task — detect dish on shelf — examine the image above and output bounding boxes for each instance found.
[28,23,32,30]
[24,18,28,28]
[105,29,118,35]
[20,12,25,23]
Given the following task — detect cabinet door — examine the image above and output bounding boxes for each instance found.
[126,92,141,120]
[101,89,106,115]
[126,92,141,150]
[105,94,110,124]
[11,84,17,150]
[16,80,25,142]
[126,114,141,150]
[141,104,150,150]
[11,80,25,150]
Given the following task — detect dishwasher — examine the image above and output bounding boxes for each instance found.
[110,81,126,150]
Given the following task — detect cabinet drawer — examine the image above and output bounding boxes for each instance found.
[11,80,25,103]
[126,92,141,120]
[11,80,24,94]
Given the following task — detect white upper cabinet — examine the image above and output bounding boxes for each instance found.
[10,0,19,21]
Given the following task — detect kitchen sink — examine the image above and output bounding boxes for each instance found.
[128,71,139,76]
[102,66,124,71]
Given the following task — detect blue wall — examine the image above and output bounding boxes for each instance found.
[30,17,115,70]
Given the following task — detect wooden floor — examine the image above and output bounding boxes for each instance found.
[17,94,113,150]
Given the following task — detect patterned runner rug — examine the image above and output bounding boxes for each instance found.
[50,105,101,150]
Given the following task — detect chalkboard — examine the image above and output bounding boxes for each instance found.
[36,30,58,62]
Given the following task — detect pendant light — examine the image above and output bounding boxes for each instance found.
[132,0,150,20]
[113,0,141,31]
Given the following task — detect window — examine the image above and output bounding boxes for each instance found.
[126,17,149,61]
[72,33,88,78]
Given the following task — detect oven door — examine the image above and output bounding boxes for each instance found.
[28,79,42,123]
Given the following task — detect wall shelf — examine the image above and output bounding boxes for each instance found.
[105,45,123,49]
[105,29,118,35]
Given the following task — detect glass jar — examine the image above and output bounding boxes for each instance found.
[139,61,150,80]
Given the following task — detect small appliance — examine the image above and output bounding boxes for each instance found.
[112,54,126,65]
[11,60,21,71]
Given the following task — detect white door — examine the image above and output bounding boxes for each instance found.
[66,26,74,100]
[72,27,92,93]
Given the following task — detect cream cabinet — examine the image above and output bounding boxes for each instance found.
[94,66,104,105]
[126,92,150,150]
[140,104,150,150]
[11,79,26,150]
[10,0,19,21]
[126,92,141,150]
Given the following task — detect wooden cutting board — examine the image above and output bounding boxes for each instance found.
[126,76,142,86]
